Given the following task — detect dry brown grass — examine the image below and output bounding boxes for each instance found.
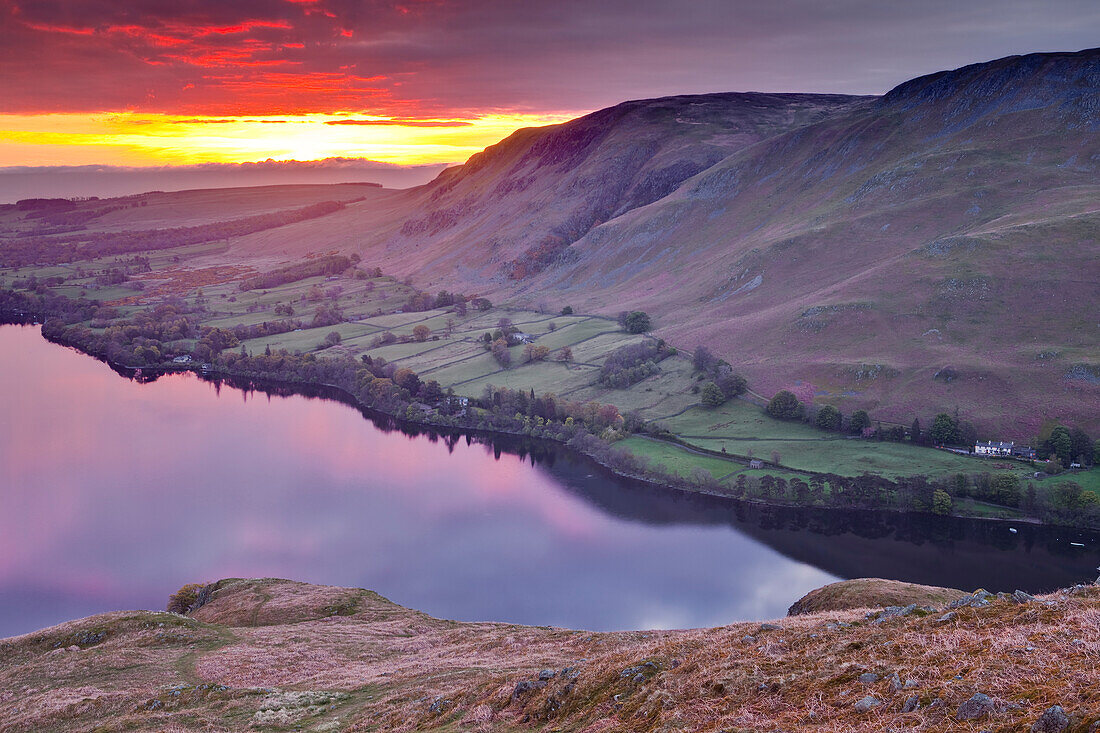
[2,578,1098,732]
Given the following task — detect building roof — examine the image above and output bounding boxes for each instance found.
[977,440,1014,449]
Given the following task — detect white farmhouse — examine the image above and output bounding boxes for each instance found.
[975,440,1014,457]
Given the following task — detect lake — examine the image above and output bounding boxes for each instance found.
[1,324,1097,638]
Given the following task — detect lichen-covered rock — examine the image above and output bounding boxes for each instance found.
[1031,705,1070,733]
[957,692,1000,720]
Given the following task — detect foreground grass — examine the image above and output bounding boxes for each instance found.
[2,576,1098,732]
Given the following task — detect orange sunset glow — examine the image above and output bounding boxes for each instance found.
[0,112,578,167]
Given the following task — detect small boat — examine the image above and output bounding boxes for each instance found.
[1070,542,1085,547]
[1008,528,1017,534]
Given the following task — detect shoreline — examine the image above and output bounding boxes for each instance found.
[8,317,1076,531]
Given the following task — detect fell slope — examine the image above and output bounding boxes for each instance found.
[226,50,1099,436]
[519,49,1100,437]
[3,577,1099,732]
[8,51,1095,436]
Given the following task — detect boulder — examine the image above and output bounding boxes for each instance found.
[854,696,882,712]
[1031,705,1070,733]
[957,693,1000,720]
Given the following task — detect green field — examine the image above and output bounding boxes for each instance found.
[0,244,1055,503]
[660,400,1032,480]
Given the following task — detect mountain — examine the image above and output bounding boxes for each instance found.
[178,49,1100,436]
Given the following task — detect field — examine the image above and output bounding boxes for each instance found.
[0,223,1071,508]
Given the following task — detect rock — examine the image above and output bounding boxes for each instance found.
[957,693,1000,720]
[854,695,882,712]
[759,623,781,631]
[902,695,920,713]
[538,669,555,681]
[741,635,756,644]
[513,680,547,698]
[1031,705,1070,732]
[936,612,957,624]
[949,590,995,610]
[904,679,920,689]
[632,673,646,684]
[888,673,902,691]
[1013,590,1037,604]
[858,672,881,684]
[428,697,451,714]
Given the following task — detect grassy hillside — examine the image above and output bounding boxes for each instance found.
[3,576,1098,732]
[193,51,1100,439]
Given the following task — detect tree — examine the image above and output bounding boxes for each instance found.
[771,450,781,466]
[910,418,922,445]
[932,489,953,515]
[1069,427,1091,464]
[1046,426,1073,464]
[990,474,1022,506]
[620,310,652,333]
[815,405,842,431]
[715,367,747,398]
[767,390,804,420]
[929,413,959,445]
[419,379,443,402]
[473,297,492,311]
[392,367,420,394]
[523,344,550,362]
[848,410,871,435]
[490,337,511,367]
[558,346,573,362]
[700,381,726,407]
[560,305,573,315]
[321,330,341,348]
[694,345,717,373]
[412,324,431,342]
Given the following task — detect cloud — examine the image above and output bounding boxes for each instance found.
[324,118,473,127]
[2,0,1097,118]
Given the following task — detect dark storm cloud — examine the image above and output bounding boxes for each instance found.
[1,0,1097,115]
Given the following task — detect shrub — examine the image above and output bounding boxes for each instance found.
[412,324,431,342]
[167,583,204,614]
[560,305,573,315]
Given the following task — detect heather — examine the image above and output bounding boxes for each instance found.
[3,576,1099,732]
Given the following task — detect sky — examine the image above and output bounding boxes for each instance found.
[1,0,1098,170]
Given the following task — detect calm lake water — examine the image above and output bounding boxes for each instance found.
[1,324,1097,637]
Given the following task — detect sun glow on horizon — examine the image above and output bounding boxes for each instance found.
[0,111,581,168]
